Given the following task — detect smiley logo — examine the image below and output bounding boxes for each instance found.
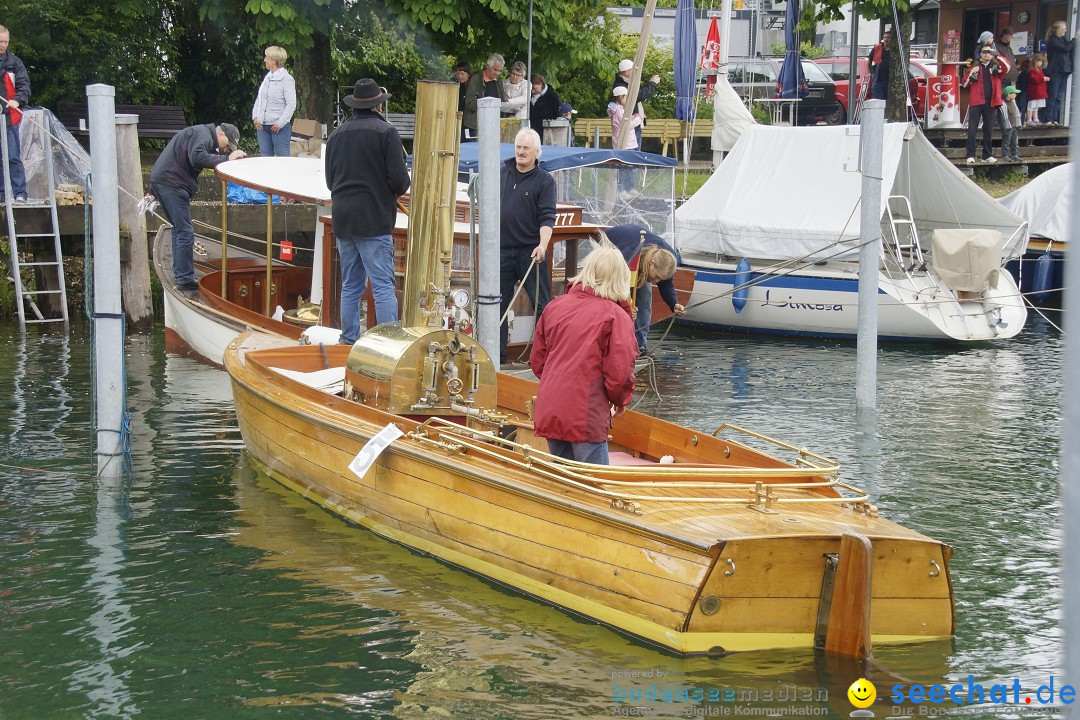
[847,678,877,709]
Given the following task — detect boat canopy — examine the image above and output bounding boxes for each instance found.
[675,124,1029,262]
[999,162,1072,244]
[456,144,678,174]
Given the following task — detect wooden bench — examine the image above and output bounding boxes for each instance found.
[573,118,714,160]
[57,102,188,139]
[386,113,415,141]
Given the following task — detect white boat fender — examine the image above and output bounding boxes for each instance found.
[732,258,751,314]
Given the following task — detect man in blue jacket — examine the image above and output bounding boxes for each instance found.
[149,122,245,298]
[325,78,410,344]
[500,127,556,365]
[605,224,686,352]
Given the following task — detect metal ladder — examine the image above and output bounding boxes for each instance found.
[884,194,926,271]
[2,111,69,329]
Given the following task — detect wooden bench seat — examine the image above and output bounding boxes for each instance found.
[386,112,416,141]
[572,117,713,160]
[57,102,188,139]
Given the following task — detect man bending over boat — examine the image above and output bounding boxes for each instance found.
[148,122,245,299]
[605,224,686,353]
[530,239,638,465]
[325,78,410,344]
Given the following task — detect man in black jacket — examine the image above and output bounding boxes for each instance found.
[0,25,30,204]
[500,127,556,364]
[148,122,245,297]
[325,78,410,344]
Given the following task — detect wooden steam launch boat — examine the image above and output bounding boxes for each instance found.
[225,82,954,657]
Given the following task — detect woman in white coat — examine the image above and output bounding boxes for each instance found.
[502,61,529,120]
[251,46,297,157]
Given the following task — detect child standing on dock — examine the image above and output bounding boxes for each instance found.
[1001,86,1021,161]
[1025,54,1048,125]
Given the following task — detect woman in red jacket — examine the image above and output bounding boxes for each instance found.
[530,240,638,465]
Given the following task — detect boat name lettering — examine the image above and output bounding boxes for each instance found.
[762,289,843,312]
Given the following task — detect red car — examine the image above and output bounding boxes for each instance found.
[813,57,939,123]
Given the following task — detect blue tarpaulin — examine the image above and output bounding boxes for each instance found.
[776,0,807,100]
[674,0,698,121]
[226,182,281,204]
[453,144,677,174]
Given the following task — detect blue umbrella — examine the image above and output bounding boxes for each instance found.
[776,0,807,101]
[674,0,698,121]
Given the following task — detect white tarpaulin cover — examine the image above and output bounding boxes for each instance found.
[711,75,756,153]
[999,162,1071,245]
[676,124,1029,261]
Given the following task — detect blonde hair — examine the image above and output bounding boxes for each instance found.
[570,237,631,302]
[265,46,288,65]
[1033,52,1047,67]
[638,245,676,287]
[1047,21,1067,41]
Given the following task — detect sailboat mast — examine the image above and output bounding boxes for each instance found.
[617,0,658,149]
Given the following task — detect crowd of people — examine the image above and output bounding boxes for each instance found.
[960,23,1076,164]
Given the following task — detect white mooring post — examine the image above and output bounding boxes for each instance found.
[476,97,502,364]
[855,99,885,410]
[1063,83,1080,705]
[88,84,126,480]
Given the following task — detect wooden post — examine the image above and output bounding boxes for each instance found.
[617,0,658,150]
[116,114,153,332]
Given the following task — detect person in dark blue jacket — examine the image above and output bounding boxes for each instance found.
[149,122,245,297]
[500,127,556,364]
[604,224,686,352]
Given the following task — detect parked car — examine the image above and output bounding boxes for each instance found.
[813,56,939,124]
[725,57,844,125]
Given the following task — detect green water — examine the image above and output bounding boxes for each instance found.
[0,319,1065,719]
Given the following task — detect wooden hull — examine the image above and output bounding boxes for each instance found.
[225,334,954,654]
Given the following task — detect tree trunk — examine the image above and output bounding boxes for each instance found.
[292,34,334,127]
[886,11,914,122]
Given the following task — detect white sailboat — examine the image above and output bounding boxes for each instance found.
[675,123,1029,341]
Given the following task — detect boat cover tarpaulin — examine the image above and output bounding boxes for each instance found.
[999,162,1071,244]
[712,75,755,152]
[675,124,1029,261]
[455,144,677,174]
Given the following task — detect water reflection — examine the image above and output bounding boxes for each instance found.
[0,317,1064,719]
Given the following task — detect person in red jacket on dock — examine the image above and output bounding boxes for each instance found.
[530,239,638,465]
[962,45,1009,164]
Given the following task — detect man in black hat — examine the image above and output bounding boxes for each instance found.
[325,78,410,344]
[148,122,245,298]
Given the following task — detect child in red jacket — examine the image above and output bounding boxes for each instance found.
[1026,53,1049,125]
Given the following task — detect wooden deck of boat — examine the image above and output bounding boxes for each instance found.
[232,334,936,551]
